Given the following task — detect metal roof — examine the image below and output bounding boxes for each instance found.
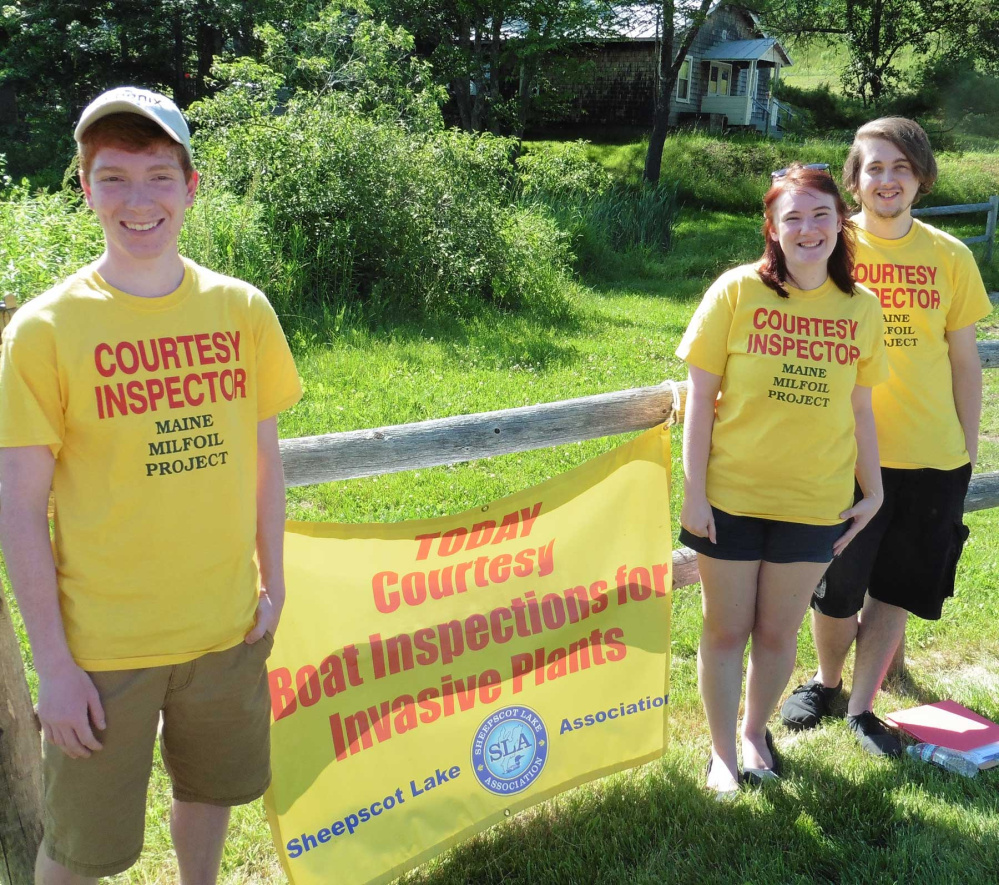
[701,37,792,65]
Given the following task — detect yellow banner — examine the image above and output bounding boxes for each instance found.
[265,427,673,885]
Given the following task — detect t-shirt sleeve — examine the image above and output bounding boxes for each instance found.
[250,293,303,421]
[945,248,992,331]
[0,314,64,455]
[675,275,735,376]
[854,298,888,388]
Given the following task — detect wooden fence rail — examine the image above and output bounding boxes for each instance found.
[2,328,998,882]
[912,195,999,263]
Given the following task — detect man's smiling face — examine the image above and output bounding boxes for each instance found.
[82,145,198,266]
[855,137,921,221]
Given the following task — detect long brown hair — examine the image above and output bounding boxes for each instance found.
[759,164,856,298]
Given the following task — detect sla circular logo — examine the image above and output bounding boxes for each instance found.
[471,706,549,795]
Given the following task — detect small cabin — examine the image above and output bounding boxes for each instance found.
[533,2,793,135]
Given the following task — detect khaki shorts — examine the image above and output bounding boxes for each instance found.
[42,632,273,877]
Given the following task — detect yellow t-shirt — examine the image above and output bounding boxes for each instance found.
[852,219,992,469]
[0,259,303,670]
[676,266,888,525]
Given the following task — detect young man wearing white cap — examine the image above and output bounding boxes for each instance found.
[0,87,302,883]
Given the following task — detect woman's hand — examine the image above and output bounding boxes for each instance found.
[837,384,884,557]
[833,493,881,556]
[681,495,716,544]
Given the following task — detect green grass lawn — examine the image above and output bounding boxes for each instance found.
[4,204,998,883]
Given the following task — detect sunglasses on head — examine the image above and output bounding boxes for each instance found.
[771,163,831,180]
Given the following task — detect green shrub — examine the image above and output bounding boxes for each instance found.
[0,180,341,317]
[0,185,101,303]
[192,98,557,316]
[517,140,612,206]
[775,82,867,136]
[493,208,579,323]
[585,183,679,252]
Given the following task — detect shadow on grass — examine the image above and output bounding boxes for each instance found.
[880,668,948,706]
[581,209,764,306]
[288,300,589,374]
[400,741,999,885]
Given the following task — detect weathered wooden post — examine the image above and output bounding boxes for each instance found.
[985,195,998,264]
[0,586,43,885]
[1,293,44,884]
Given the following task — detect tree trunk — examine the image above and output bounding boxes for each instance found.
[643,1,676,185]
[0,586,43,885]
[644,115,670,185]
[643,0,713,185]
[470,18,487,132]
[0,82,17,128]
[195,16,218,100]
[515,59,533,140]
[172,8,188,106]
[453,18,473,132]
[489,11,504,135]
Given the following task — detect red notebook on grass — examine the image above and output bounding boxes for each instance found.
[886,700,999,769]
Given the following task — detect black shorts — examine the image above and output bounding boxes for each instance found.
[679,506,848,564]
[812,464,972,621]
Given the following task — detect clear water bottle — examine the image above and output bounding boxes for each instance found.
[906,743,979,778]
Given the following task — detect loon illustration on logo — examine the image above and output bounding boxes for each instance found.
[471,706,549,795]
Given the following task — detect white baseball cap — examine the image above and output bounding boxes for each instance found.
[74,87,192,162]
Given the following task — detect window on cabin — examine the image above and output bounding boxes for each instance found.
[677,58,691,101]
[708,63,731,96]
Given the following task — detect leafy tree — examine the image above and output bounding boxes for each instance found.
[502,0,616,137]
[373,0,615,136]
[0,1,279,176]
[641,0,714,185]
[248,0,446,130]
[762,0,981,106]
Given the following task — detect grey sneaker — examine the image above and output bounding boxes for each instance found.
[847,711,902,757]
[780,678,842,730]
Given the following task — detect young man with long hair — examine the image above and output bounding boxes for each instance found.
[781,118,992,756]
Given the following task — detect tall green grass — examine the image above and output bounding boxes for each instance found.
[580,134,999,289]
[583,134,999,217]
[518,140,681,280]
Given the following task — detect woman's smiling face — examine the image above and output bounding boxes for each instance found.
[770,186,843,286]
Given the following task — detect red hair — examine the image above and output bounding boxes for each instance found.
[78,113,194,183]
[759,164,856,298]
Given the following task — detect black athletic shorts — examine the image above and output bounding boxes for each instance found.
[679,506,848,564]
[812,464,972,621]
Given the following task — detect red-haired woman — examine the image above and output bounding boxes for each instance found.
[676,164,887,796]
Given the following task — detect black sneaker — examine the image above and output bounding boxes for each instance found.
[780,678,842,731]
[847,711,902,757]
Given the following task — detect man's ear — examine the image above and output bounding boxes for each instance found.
[185,170,199,207]
[80,171,94,209]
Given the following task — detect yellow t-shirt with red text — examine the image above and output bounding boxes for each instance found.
[0,259,302,670]
[852,219,992,469]
[677,266,888,525]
